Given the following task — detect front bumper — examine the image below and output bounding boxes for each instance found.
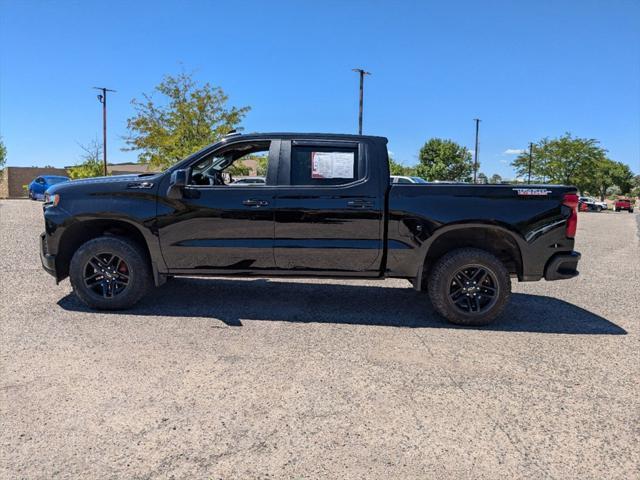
[40,233,57,279]
[544,251,581,281]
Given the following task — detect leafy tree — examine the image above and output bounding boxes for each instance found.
[612,162,634,196]
[512,133,606,189]
[254,154,269,176]
[0,137,6,172]
[584,158,634,200]
[389,155,417,176]
[477,172,488,184]
[226,162,250,178]
[124,72,250,170]
[416,138,473,182]
[490,173,503,184]
[631,174,640,198]
[68,140,106,179]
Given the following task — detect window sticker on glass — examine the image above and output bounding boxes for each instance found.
[311,152,355,179]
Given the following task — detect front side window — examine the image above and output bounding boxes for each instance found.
[290,145,359,186]
[189,141,270,186]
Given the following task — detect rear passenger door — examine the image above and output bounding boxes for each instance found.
[273,140,383,273]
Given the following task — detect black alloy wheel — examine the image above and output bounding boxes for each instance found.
[448,264,499,315]
[427,248,511,326]
[69,236,152,310]
[84,253,130,298]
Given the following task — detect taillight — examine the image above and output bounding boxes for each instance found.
[563,193,578,238]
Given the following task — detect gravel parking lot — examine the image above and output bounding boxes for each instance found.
[1,199,638,479]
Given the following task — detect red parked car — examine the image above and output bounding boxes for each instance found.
[614,198,634,213]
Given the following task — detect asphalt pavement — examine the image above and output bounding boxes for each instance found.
[1,199,638,479]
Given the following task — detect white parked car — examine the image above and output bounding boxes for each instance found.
[230,176,266,186]
[579,196,607,211]
[390,175,428,184]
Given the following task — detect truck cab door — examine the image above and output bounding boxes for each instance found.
[273,140,383,273]
[156,140,279,272]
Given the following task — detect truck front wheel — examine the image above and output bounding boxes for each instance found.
[427,248,511,326]
[69,236,152,310]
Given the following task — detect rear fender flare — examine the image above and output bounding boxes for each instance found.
[412,223,526,291]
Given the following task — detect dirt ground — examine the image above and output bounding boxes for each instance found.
[1,200,638,479]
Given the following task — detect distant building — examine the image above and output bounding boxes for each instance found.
[1,159,259,198]
[0,162,155,198]
[0,166,69,199]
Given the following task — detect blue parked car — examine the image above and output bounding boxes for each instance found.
[28,175,70,200]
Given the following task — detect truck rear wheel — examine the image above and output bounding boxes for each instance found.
[427,248,511,326]
[69,236,152,310]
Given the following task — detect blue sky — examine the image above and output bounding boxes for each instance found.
[1,0,639,178]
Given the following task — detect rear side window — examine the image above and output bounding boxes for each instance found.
[290,145,359,186]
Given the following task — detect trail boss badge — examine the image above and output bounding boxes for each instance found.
[512,188,553,196]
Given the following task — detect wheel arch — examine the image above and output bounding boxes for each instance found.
[55,218,161,284]
[413,224,524,291]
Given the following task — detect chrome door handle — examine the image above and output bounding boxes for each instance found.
[242,199,269,207]
[347,200,373,208]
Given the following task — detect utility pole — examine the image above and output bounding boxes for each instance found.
[527,142,533,184]
[473,118,480,183]
[93,87,116,176]
[352,68,371,135]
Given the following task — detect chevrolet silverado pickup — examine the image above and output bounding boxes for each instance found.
[40,133,581,326]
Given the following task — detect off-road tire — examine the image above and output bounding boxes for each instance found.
[69,236,152,310]
[427,248,511,326]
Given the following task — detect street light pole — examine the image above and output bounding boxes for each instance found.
[93,87,116,176]
[473,118,481,183]
[352,68,371,135]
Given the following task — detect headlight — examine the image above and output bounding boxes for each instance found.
[44,193,60,207]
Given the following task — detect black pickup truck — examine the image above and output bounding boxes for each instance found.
[40,133,581,326]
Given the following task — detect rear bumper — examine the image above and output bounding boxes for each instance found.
[40,232,58,279]
[544,251,581,281]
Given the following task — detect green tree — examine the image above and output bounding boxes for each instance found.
[68,140,105,179]
[254,154,269,176]
[123,72,250,170]
[490,173,503,184]
[227,162,250,177]
[477,172,488,184]
[0,137,6,172]
[512,133,606,189]
[416,138,473,182]
[612,163,635,196]
[585,158,634,200]
[631,174,640,198]
[389,156,417,176]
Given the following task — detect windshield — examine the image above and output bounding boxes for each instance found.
[411,177,428,183]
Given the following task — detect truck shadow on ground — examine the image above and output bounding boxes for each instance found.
[58,277,626,335]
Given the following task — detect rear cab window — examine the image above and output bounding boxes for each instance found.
[290,145,360,186]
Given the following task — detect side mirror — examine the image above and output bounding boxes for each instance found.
[167,169,188,199]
